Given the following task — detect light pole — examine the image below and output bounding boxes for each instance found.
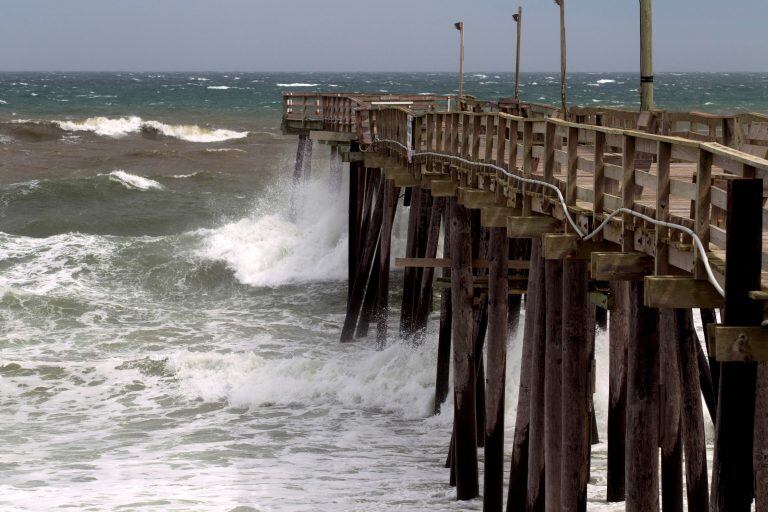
[555,0,567,118]
[640,0,654,111]
[513,7,522,101]
[455,21,464,109]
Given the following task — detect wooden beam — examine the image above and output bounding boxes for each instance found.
[643,276,725,309]
[394,257,529,270]
[364,153,392,168]
[714,326,768,362]
[591,252,654,281]
[342,151,363,163]
[431,180,459,197]
[589,290,614,310]
[310,130,357,142]
[506,216,562,238]
[543,234,620,260]
[481,206,520,228]
[458,187,496,208]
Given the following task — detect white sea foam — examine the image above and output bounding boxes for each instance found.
[51,116,248,142]
[198,179,347,287]
[207,85,231,90]
[596,79,616,84]
[276,83,320,87]
[170,337,440,420]
[0,100,7,104]
[106,170,164,191]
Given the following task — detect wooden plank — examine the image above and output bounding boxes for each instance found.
[431,180,458,197]
[310,130,357,142]
[394,257,530,270]
[543,234,621,260]
[506,216,562,238]
[643,276,725,309]
[458,187,496,208]
[364,153,392,167]
[714,326,768,362]
[481,206,520,228]
[591,252,654,281]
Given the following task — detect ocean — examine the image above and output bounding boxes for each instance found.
[1,72,765,511]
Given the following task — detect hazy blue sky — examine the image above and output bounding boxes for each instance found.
[1,0,765,72]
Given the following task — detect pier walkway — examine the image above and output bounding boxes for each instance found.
[282,92,768,511]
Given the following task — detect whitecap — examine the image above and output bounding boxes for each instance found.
[143,120,248,143]
[51,116,247,142]
[0,100,7,104]
[207,85,231,90]
[276,83,320,87]
[472,74,488,78]
[596,79,616,84]
[105,170,164,191]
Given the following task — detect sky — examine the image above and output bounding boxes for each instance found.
[0,0,765,72]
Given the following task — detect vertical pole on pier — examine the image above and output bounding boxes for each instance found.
[347,142,361,301]
[675,309,709,511]
[376,180,399,347]
[455,21,465,109]
[560,258,591,511]
[484,226,508,512]
[625,279,660,511]
[555,0,568,118]
[435,201,453,414]
[606,281,628,502]
[450,199,479,500]
[711,178,762,511]
[659,309,683,512]
[513,7,522,102]
[507,238,544,512]
[525,251,547,511]
[543,258,563,511]
[291,132,309,220]
[755,363,768,512]
[414,197,446,333]
[639,0,654,111]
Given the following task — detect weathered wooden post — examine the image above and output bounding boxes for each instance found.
[756,363,768,512]
[659,309,683,512]
[507,238,544,512]
[711,178,762,511]
[675,309,709,511]
[484,226,508,512]
[435,202,453,414]
[607,281,628,502]
[450,199,479,500]
[347,142,362,301]
[375,179,399,347]
[554,0,568,118]
[543,258,563,510]
[625,279,660,511]
[560,257,591,510]
[525,250,547,511]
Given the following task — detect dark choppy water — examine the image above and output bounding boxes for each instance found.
[0,72,755,510]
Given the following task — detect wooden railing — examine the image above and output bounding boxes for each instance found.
[364,107,768,287]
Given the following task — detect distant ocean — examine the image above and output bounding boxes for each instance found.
[0,72,763,511]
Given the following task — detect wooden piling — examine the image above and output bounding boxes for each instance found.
[525,251,547,511]
[450,199,479,500]
[435,201,453,413]
[755,363,768,512]
[484,226,508,512]
[675,308,709,511]
[711,178,762,511]
[376,180,399,347]
[507,238,544,512]
[607,281,628,503]
[560,259,591,511]
[543,259,563,511]
[626,279,660,511]
[347,144,361,301]
[659,309,683,512]
[400,186,422,335]
[340,174,385,343]
[414,197,446,333]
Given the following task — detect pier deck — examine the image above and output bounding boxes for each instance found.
[282,91,768,511]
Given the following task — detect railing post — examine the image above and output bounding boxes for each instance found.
[694,149,712,280]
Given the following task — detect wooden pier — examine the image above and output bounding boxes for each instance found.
[282,92,768,511]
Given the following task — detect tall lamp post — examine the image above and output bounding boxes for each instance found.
[513,7,522,101]
[640,0,654,111]
[554,0,567,118]
[455,21,464,110]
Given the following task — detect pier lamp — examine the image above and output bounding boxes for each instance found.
[455,21,464,110]
[554,0,567,118]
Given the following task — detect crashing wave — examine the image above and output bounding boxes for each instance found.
[9,116,249,142]
[105,170,164,191]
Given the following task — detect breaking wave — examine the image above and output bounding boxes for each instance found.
[104,170,164,191]
[4,117,248,143]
